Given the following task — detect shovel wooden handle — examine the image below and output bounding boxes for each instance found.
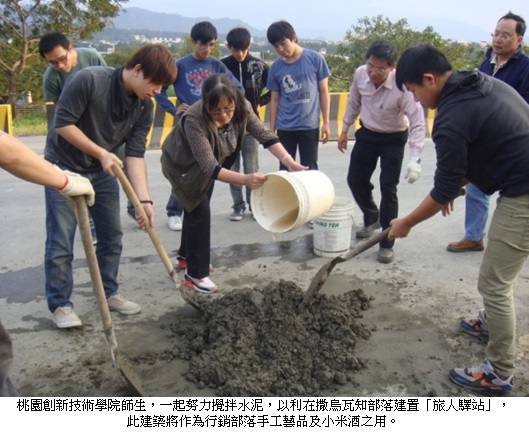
[111,164,180,286]
[72,196,117,352]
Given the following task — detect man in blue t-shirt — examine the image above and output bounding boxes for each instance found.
[266,20,331,172]
[155,21,242,232]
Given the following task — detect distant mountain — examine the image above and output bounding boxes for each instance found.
[111,7,267,39]
[106,7,489,43]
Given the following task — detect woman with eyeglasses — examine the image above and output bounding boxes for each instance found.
[161,73,307,294]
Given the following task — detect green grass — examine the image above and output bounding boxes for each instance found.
[13,112,48,136]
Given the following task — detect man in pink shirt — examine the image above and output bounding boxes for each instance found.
[337,40,425,264]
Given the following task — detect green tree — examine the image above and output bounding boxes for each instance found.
[328,15,482,92]
[104,44,140,68]
[0,0,127,107]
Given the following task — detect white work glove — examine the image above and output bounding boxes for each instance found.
[56,168,95,206]
[405,157,421,184]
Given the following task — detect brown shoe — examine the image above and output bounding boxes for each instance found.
[447,238,484,253]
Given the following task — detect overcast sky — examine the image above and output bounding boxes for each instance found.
[125,0,528,41]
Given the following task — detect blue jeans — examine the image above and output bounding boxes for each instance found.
[166,192,183,217]
[230,135,259,211]
[44,169,123,313]
[464,182,490,241]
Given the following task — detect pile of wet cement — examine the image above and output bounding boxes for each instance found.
[169,280,372,396]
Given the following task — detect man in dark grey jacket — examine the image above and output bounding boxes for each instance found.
[390,44,529,396]
[44,44,176,329]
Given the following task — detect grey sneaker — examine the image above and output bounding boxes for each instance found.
[460,310,489,340]
[449,358,513,396]
[230,209,244,221]
[107,293,141,315]
[356,221,381,239]
[53,306,82,328]
[377,247,394,264]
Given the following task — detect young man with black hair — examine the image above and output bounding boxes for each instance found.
[391,44,529,396]
[221,27,270,221]
[39,32,107,103]
[266,20,331,172]
[155,21,242,230]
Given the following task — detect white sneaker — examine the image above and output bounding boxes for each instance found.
[168,215,182,231]
[184,272,219,294]
[53,306,82,328]
[107,293,141,315]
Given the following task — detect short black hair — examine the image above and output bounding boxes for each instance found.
[499,11,526,36]
[267,20,296,46]
[226,27,252,50]
[395,44,452,90]
[39,32,70,58]
[365,40,398,65]
[190,21,217,44]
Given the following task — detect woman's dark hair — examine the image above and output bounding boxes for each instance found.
[201,74,247,123]
[396,44,452,90]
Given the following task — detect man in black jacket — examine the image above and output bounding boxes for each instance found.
[221,27,271,221]
[390,44,529,396]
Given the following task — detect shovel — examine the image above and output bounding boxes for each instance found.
[302,228,390,306]
[111,164,204,311]
[302,188,467,306]
[72,195,145,396]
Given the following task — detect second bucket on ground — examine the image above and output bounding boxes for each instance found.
[313,197,355,258]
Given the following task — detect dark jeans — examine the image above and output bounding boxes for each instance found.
[178,183,215,278]
[277,128,319,170]
[347,126,408,250]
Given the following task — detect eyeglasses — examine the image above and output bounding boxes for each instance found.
[366,62,390,74]
[47,49,69,67]
[209,108,235,117]
[491,31,516,41]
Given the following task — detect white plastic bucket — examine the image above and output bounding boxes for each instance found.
[251,170,335,233]
[313,196,355,258]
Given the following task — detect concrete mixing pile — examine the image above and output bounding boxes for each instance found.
[170,280,372,396]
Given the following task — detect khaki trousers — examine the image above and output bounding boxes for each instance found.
[478,194,529,377]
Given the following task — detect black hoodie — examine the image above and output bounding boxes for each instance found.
[221,54,271,115]
[430,70,529,204]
